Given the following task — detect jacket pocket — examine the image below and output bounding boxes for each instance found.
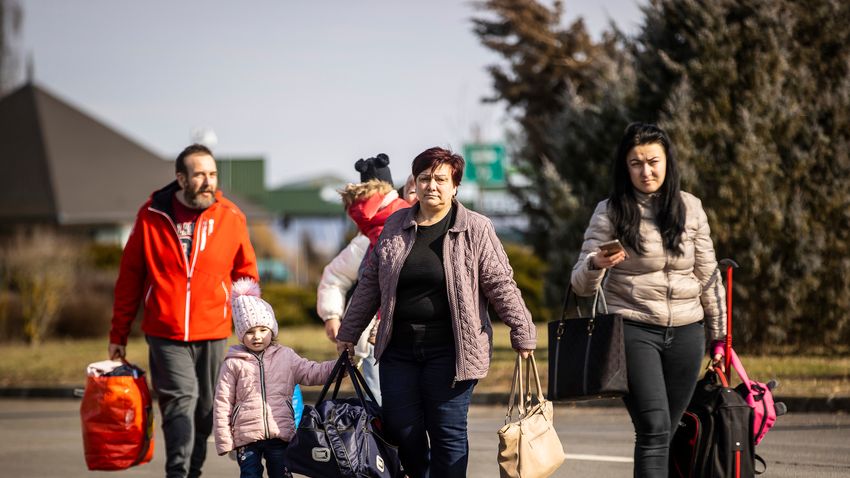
[229,403,241,428]
[221,281,229,318]
[144,284,154,306]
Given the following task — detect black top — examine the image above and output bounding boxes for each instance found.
[391,206,457,346]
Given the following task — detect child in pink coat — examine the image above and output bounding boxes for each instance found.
[213,278,335,478]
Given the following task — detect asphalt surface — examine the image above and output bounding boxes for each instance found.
[2,398,849,477]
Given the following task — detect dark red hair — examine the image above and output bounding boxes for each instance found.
[411,147,465,186]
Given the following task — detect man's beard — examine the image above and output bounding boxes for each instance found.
[183,187,216,209]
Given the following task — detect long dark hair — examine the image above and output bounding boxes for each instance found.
[608,122,685,255]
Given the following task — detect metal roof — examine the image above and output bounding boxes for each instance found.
[263,175,348,217]
[0,83,268,225]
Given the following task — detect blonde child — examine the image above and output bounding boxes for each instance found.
[213,278,335,478]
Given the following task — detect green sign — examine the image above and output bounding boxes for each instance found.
[463,143,506,187]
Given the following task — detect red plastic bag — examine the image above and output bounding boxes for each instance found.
[80,360,154,470]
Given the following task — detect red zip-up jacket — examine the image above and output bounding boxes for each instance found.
[110,181,259,345]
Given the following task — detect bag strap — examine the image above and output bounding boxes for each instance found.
[498,354,552,425]
[526,352,545,403]
[504,355,526,423]
[316,354,348,404]
[755,453,767,474]
[316,353,381,409]
[564,282,609,320]
[343,356,380,406]
[728,347,753,387]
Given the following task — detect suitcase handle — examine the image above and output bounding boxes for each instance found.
[718,258,739,373]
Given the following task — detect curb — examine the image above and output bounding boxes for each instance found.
[1,387,847,413]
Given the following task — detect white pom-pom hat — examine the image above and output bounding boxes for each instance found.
[231,278,278,340]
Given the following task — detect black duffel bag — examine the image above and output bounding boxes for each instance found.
[285,353,404,478]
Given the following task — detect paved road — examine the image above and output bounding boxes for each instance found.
[2,398,849,477]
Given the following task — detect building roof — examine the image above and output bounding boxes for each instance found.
[0,82,174,225]
[263,175,348,217]
[0,83,269,225]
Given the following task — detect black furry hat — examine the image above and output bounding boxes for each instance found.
[354,153,393,185]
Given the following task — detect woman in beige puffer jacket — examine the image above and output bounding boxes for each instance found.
[570,123,726,478]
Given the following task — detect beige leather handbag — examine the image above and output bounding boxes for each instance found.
[497,353,566,478]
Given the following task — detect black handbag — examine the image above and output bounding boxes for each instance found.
[285,353,405,478]
[547,284,628,401]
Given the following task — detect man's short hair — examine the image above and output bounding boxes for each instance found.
[176,144,214,175]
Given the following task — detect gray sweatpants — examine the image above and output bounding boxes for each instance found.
[147,336,226,478]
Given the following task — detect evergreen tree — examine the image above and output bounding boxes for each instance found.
[474,0,634,305]
[477,0,850,348]
[639,0,850,348]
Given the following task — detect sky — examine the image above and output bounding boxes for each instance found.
[19,0,644,189]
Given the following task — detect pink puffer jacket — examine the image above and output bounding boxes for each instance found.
[213,344,335,454]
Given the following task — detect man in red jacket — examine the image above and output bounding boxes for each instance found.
[108,144,258,478]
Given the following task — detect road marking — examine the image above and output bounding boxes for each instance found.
[566,453,634,463]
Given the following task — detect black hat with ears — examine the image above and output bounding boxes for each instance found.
[354,153,393,185]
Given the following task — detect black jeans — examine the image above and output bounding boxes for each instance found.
[622,320,705,478]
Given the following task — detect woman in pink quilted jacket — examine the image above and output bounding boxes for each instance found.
[213,278,335,478]
[336,147,537,478]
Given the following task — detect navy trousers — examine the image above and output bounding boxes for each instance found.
[379,341,476,478]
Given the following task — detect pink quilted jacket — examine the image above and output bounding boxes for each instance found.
[337,201,537,382]
[213,343,335,454]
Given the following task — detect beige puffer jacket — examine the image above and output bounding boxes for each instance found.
[213,344,335,454]
[570,191,726,341]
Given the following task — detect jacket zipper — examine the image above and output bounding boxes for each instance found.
[183,219,206,341]
[442,227,463,387]
[147,207,209,341]
[664,251,673,327]
[256,353,270,439]
[148,207,193,340]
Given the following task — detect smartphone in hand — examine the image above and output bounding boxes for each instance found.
[598,239,625,257]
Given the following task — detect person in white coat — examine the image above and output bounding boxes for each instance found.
[318,174,417,343]
[316,160,416,405]
[316,232,378,400]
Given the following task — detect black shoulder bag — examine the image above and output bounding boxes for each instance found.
[547,284,628,401]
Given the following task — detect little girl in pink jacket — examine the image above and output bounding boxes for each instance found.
[213,278,335,478]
